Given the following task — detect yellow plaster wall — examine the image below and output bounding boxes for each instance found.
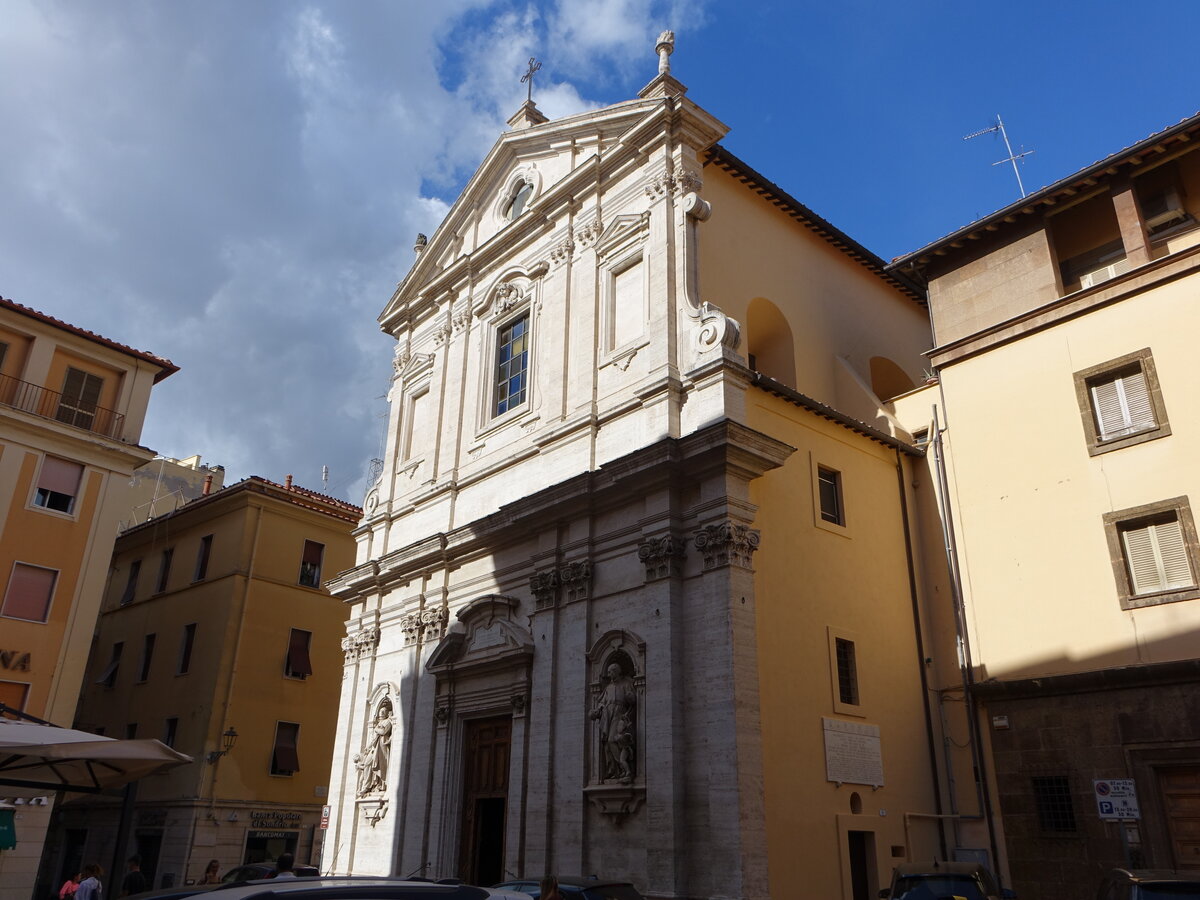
[933,271,1200,680]
[748,391,942,899]
[699,164,931,422]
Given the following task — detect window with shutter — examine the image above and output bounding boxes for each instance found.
[56,367,103,430]
[1105,498,1200,609]
[34,456,84,514]
[2,564,58,622]
[1075,350,1171,456]
[285,629,313,679]
[298,541,324,587]
[271,722,301,775]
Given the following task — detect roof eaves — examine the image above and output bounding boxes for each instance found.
[704,145,927,307]
[750,372,923,457]
[889,109,1200,270]
[1,295,179,381]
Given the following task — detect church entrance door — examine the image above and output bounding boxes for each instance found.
[459,716,511,886]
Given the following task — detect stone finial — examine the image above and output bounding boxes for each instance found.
[414,233,427,255]
[656,31,675,75]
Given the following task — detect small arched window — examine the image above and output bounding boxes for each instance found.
[505,181,534,221]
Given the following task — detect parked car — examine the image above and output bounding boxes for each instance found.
[222,863,321,882]
[180,876,528,900]
[1096,868,1200,899]
[880,861,1015,900]
[491,876,645,900]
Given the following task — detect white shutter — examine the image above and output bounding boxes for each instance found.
[1123,524,1162,594]
[1122,517,1193,595]
[1091,367,1155,440]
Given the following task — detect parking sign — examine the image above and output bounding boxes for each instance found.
[1094,779,1140,820]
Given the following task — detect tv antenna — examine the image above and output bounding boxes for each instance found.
[964,115,1034,199]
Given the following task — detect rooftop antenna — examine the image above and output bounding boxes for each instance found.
[964,115,1034,199]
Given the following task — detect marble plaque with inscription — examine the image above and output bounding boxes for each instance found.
[823,717,884,787]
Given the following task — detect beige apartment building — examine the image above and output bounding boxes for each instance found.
[890,110,1200,899]
[0,295,176,900]
[40,476,359,893]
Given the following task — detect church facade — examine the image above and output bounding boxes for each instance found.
[324,38,956,900]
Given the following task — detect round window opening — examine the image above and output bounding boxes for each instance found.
[505,181,534,221]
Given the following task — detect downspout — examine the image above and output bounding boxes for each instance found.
[930,406,1000,870]
[894,446,947,860]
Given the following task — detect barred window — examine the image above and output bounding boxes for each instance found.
[1032,775,1077,832]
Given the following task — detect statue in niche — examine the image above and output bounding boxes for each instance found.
[355,698,393,796]
[591,659,636,783]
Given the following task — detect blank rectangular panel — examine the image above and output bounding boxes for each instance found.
[405,389,430,459]
[612,260,645,348]
[2,565,57,622]
[38,457,83,495]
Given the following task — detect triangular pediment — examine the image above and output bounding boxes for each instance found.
[379,95,728,331]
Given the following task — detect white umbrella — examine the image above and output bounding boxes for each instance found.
[0,716,192,794]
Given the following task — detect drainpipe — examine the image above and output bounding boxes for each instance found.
[894,446,947,860]
[930,406,1000,871]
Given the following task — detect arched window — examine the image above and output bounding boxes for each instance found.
[868,356,915,401]
[746,298,796,388]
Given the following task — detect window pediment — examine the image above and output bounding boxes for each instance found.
[425,594,533,677]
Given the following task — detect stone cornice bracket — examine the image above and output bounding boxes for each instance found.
[359,797,388,827]
[342,625,381,661]
[494,281,525,314]
[682,190,710,222]
[432,322,452,346]
[644,171,701,200]
[400,604,450,645]
[549,228,576,266]
[575,217,603,249]
[452,305,471,332]
[693,521,760,570]
[391,344,411,379]
[696,302,741,354]
[434,704,451,727]
[511,692,527,717]
[638,535,687,582]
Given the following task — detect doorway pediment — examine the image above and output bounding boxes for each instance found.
[426,594,533,679]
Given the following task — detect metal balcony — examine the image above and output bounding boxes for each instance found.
[0,373,125,439]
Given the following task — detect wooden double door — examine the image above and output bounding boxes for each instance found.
[459,716,511,886]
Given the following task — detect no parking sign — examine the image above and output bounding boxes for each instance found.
[1094,779,1140,819]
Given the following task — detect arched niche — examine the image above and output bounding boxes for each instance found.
[869,356,916,401]
[746,297,797,388]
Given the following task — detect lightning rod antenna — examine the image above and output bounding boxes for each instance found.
[964,114,1034,199]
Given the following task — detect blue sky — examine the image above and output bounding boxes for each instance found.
[1,0,1196,502]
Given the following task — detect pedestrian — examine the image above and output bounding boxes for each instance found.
[75,865,103,900]
[58,872,82,899]
[199,859,221,884]
[273,853,297,879]
[539,875,563,900]
[120,856,147,897]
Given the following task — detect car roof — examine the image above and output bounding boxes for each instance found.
[201,877,524,899]
[1111,868,1200,883]
[894,861,990,876]
[550,877,635,888]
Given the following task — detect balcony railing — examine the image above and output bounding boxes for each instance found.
[0,373,125,439]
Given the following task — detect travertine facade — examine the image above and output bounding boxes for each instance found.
[327,45,949,900]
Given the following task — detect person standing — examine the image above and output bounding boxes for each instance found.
[58,872,82,899]
[539,875,563,900]
[75,865,103,900]
[198,860,221,884]
[120,856,147,897]
[273,853,297,879]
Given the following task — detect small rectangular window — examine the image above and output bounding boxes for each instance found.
[271,722,301,776]
[494,314,530,416]
[2,563,58,622]
[34,457,84,514]
[0,680,30,712]
[1032,775,1077,832]
[138,633,156,682]
[121,560,141,605]
[125,722,138,740]
[818,467,844,526]
[194,535,213,581]
[96,641,124,687]
[1104,498,1200,609]
[56,367,104,430]
[1075,350,1170,456]
[298,541,324,588]
[835,638,859,706]
[156,548,174,593]
[163,717,178,748]
[285,629,313,679]
[177,624,196,675]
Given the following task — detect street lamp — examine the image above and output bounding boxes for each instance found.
[206,727,238,764]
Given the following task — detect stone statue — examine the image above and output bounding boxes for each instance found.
[656,30,675,76]
[591,662,636,783]
[356,699,393,795]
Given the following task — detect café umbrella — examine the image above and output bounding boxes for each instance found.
[0,715,192,794]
